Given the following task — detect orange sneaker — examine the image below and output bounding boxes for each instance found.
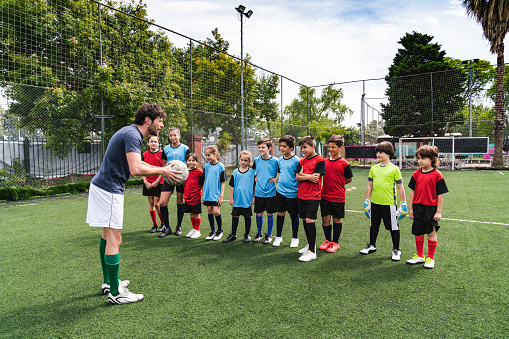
[318,240,330,250]
[326,242,340,253]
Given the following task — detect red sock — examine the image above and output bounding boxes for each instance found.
[193,218,201,231]
[158,212,164,226]
[150,210,157,225]
[428,240,437,259]
[415,236,425,258]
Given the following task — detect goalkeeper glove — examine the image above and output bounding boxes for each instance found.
[364,199,371,219]
[396,201,408,220]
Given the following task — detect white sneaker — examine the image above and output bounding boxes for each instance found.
[391,249,401,261]
[190,230,201,239]
[424,257,435,269]
[101,280,130,295]
[290,238,300,248]
[272,237,283,247]
[107,286,144,305]
[298,244,309,254]
[185,229,194,238]
[406,255,425,265]
[213,230,223,241]
[205,232,215,240]
[298,250,317,262]
[360,244,377,254]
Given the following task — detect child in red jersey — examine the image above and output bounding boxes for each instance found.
[141,135,165,233]
[296,136,325,262]
[406,145,448,269]
[183,153,204,239]
[319,135,353,253]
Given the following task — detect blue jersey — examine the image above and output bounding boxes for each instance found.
[162,143,189,162]
[229,168,256,208]
[253,156,279,198]
[276,155,299,199]
[202,162,227,202]
[92,125,143,194]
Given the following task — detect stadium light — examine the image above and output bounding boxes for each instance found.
[236,5,253,150]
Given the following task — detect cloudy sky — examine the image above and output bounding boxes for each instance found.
[146,0,498,126]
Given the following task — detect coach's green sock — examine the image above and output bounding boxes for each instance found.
[99,237,109,284]
[105,254,120,296]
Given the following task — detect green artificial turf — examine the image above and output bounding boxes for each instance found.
[1,168,507,338]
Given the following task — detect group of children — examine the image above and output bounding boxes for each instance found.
[141,128,448,266]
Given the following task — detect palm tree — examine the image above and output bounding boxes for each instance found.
[463,0,509,167]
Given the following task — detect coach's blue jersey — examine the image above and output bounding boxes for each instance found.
[162,143,189,162]
[202,162,227,202]
[253,156,279,198]
[229,168,256,208]
[276,155,299,199]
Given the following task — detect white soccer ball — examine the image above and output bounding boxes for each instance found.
[164,160,189,186]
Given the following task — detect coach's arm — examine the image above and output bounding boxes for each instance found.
[126,152,180,181]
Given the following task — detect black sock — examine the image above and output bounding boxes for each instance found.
[369,223,379,247]
[160,205,170,229]
[231,217,239,236]
[215,214,223,232]
[208,213,215,232]
[391,230,400,250]
[276,215,285,237]
[244,216,251,234]
[307,222,316,252]
[176,204,184,228]
[302,220,309,240]
[291,214,299,238]
[322,225,332,242]
[332,222,343,243]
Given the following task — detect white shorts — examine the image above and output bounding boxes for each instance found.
[86,183,124,229]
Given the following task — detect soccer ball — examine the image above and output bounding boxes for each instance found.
[164,160,189,186]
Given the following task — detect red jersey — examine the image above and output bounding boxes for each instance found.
[183,167,203,205]
[321,157,353,203]
[297,155,325,201]
[408,168,448,206]
[141,149,164,184]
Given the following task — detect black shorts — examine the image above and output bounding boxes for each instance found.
[320,199,345,219]
[298,199,320,220]
[276,192,299,216]
[161,181,184,194]
[411,203,440,236]
[254,196,277,214]
[370,202,399,231]
[183,203,202,214]
[232,207,252,218]
[142,183,162,197]
[203,200,220,207]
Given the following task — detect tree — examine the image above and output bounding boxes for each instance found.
[253,74,280,139]
[463,0,509,167]
[381,32,466,137]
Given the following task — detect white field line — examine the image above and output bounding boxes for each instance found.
[345,210,509,226]
[497,171,504,175]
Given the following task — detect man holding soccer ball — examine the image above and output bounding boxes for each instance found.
[86,103,181,305]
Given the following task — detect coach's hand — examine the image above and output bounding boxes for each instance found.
[364,199,371,219]
[162,162,182,182]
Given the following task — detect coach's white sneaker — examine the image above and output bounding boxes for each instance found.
[101,280,130,295]
[391,249,402,261]
[107,286,144,304]
[190,230,201,239]
[186,229,195,238]
[290,238,300,248]
[298,243,309,254]
[272,237,283,247]
[298,250,317,262]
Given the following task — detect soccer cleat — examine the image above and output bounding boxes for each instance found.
[272,237,283,247]
[158,226,172,238]
[244,234,251,243]
[204,232,216,241]
[298,250,317,262]
[186,229,194,238]
[190,230,201,239]
[107,286,144,305]
[252,233,264,243]
[149,225,158,233]
[101,280,130,295]
[175,226,183,236]
[326,242,340,253]
[262,235,272,244]
[392,249,402,261]
[318,240,331,250]
[298,244,309,254]
[213,230,224,241]
[223,234,237,243]
[424,257,435,269]
[156,225,164,232]
[290,238,300,248]
[406,255,425,265]
[360,244,376,254]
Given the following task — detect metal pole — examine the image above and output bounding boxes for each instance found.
[240,16,245,150]
[361,81,365,167]
[430,73,434,136]
[468,60,472,137]
[306,87,309,135]
[280,76,283,137]
[190,39,194,152]
[98,3,105,157]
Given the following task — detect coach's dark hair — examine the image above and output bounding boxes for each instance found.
[328,134,344,147]
[415,145,440,168]
[257,138,272,149]
[299,136,316,147]
[279,135,295,149]
[186,152,199,162]
[134,103,167,125]
[375,141,395,158]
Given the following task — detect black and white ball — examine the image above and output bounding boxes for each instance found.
[164,160,189,186]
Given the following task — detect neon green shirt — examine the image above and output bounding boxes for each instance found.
[368,163,403,205]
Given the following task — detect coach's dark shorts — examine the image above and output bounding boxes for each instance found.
[161,181,184,194]
[254,196,277,214]
[298,199,320,220]
[276,192,299,216]
[183,203,202,214]
[203,200,220,207]
[142,183,163,197]
[411,203,440,236]
[232,207,252,218]
[320,199,345,219]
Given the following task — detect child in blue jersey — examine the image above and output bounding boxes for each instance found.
[273,135,300,248]
[252,138,279,244]
[202,145,227,241]
[158,127,190,238]
[224,150,256,243]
